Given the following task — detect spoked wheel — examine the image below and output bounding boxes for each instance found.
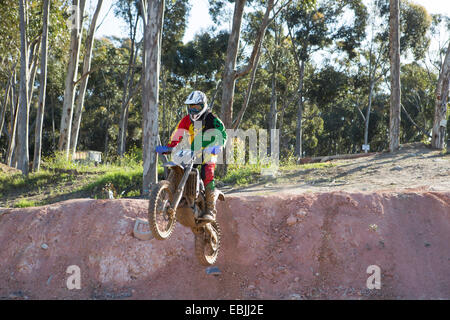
[195,221,221,266]
[148,180,176,240]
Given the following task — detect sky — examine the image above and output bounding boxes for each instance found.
[94,0,214,42]
[93,0,450,42]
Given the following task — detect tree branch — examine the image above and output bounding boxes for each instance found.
[401,103,431,138]
[267,0,292,25]
[356,105,366,122]
[234,0,275,80]
[73,63,134,86]
[232,42,263,129]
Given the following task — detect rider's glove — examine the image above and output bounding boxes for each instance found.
[155,145,172,154]
[205,145,222,155]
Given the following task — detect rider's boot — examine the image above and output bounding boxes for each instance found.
[200,187,217,222]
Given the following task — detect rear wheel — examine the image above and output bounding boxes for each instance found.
[148,180,176,240]
[195,221,221,266]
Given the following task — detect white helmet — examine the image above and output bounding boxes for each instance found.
[185,90,208,121]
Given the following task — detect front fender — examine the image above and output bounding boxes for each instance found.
[164,162,184,176]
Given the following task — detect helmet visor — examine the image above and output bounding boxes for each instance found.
[188,107,200,115]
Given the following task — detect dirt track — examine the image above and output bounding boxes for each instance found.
[0,189,449,300]
[221,143,449,197]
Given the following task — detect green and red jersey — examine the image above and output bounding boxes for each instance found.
[167,111,227,152]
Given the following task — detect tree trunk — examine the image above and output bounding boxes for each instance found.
[58,0,86,159]
[104,101,110,158]
[28,39,41,106]
[295,60,305,159]
[431,41,450,149]
[51,95,56,149]
[70,0,103,157]
[220,0,246,128]
[118,11,139,158]
[268,57,277,155]
[17,0,30,175]
[364,81,375,151]
[7,101,19,167]
[7,71,18,166]
[288,23,306,159]
[33,0,50,172]
[389,0,401,152]
[268,58,277,131]
[0,74,12,142]
[221,0,275,128]
[268,22,279,133]
[218,0,274,179]
[142,0,165,195]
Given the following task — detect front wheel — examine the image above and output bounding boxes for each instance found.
[148,180,176,240]
[195,221,221,266]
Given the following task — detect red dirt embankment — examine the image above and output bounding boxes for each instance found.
[0,190,449,300]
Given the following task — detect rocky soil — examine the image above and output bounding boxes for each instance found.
[0,190,448,300]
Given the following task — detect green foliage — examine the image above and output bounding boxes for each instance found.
[375,0,432,60]
[219,161,336,186]
[0,0,446,194]
[400,63,436,142]
[82,167,143,198]
[285,0,368,61]
[220,164,262,186]
[41,151,78,171]
[400,1,432,60]
[14,199,39,208]
[120,145,143,166]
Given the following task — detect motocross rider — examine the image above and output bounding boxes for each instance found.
[156,90,227,222]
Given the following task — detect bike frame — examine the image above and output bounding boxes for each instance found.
[162,149,203,213]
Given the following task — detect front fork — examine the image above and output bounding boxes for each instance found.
[168,161,216,244]
[167,162,194,217]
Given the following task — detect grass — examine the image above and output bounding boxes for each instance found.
[1,147,337,207]
[80,167,144,198]
[14,199,40,208]
[220,164,262,186]
[218,161,336,186]
[0,150,155,208]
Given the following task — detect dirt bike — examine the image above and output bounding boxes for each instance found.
[150,148,225,266]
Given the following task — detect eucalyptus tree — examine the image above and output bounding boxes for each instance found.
[388,0,401,152]
[16,0,30,174]
[400,63,435,142]
[70,0,104,157]
[141,0,165,193]
[58,0,86,159]
[209,0,293,129]
[333,0,431,153]
[115,0,141,158]
[427,14,450,149]
[0,0,68,164]
[75,37,128,155]
[33,0,51,172]
[285,0,368,158]
[432,41,450,149]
